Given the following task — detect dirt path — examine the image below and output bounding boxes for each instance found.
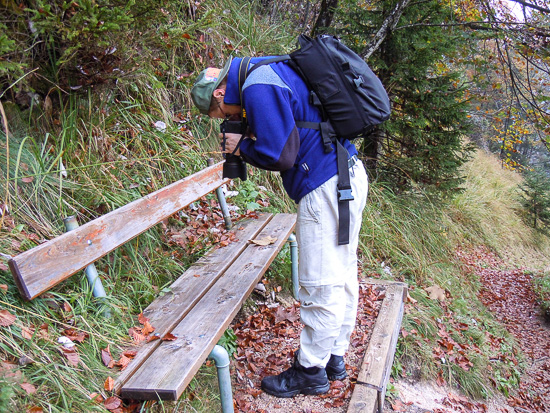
[230,246,549,412]
[463,246,550,412]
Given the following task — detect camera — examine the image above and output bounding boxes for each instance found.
[220,120,247,181]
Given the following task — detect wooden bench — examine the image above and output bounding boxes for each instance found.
[7,160,297,410]
[347,280,407,413]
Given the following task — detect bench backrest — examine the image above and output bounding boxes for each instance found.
[9,161,228,300]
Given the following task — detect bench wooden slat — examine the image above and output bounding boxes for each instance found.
[347,283,406,413]
[113,213,273,393]
[120,213,297,400]
[9,162,228,300]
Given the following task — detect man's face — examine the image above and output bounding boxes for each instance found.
[208,86,242,119]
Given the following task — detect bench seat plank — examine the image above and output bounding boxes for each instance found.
[9,162,228,300]
[113,213,272,393]
[120,213,297,400]
[347,283,406,413]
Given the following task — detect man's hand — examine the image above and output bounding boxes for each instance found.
[220,132,243,156]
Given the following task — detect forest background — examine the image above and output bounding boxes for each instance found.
[1,0,550,411]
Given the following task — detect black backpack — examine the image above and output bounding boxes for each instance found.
[238,35,391,245]
[243,34,391,149]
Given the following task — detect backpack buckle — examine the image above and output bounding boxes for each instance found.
[310,90,322,107]
[338,185,354,202]
[353,75,364,88]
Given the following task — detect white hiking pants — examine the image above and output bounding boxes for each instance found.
[296,160,369,368]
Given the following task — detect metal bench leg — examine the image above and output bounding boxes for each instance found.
[63,216,110,317]
[208,345,234,413]
[288,233,299,300]
[208,158,232,230]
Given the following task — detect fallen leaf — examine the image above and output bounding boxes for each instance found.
[123,350,137,358]
[0,284,8,292]
[60,347,79,366]
[90,392,104,403]
[128,327,146,342]
[391,399,407,411]
[406,291,417,304]
[102,345,113,367]
[250,236,277,246]
[146,334,160,343]
[104,396,122,410]
[104,376,115,392]
[21,326,34,340]
[63,329,88,343]
[142,321,155,336]
[425,284,446,301]
[115,355,131,371]
[38,324,49,339]
[138,313,149,324]
[0,309,16,326]
[26,407,43,413]
[162,332,177,341]
[19,382,37,394]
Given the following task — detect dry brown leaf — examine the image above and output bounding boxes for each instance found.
[19,382,37,394]
[141,321,155,336]
[60,347,79,366]
[122,350,137,358]
[104,376,115,392]
[162,332,177,341]
[21,326,35,340]
[63,328,88,343]
[249,236,277,246]
[63,302,72,312]
[115,355,131,371]
[138,312,149,325]
[406,291,418,304]
[425,284,446,301]
[128,327,146,342]
[146,334,160,343]
[26,407,43,413]
[104,396,122,410]
[38,323,49,339]
[0,284,8,292]
[0,309,16,326]
[90,392,104,404]
[101,345,113,367]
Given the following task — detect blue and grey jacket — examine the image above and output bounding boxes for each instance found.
[223,57,358,203]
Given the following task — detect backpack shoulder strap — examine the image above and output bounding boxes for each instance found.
[246,55,291,77]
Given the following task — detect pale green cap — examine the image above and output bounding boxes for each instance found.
[191,57,233,115]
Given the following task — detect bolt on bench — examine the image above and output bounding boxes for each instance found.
[8,160,297,412]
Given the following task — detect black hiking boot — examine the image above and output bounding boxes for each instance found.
[261,358,330,398]
[325,354,347,381]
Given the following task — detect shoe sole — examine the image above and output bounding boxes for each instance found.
[261,382,330,398]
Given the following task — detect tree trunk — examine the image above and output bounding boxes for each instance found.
[362,127,384,174]
[361,0,411,59]
[312,0,339,36]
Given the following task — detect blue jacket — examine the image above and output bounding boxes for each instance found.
[223,57,358,203]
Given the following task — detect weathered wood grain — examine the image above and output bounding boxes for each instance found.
[113,213,272,394]
[347,283,406,413]
[9,162,228,300]
[120,213,297,400]
[346,384,378,413]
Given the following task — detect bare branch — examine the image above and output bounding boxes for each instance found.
[361,0,412,59]
[508,0,550,14]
